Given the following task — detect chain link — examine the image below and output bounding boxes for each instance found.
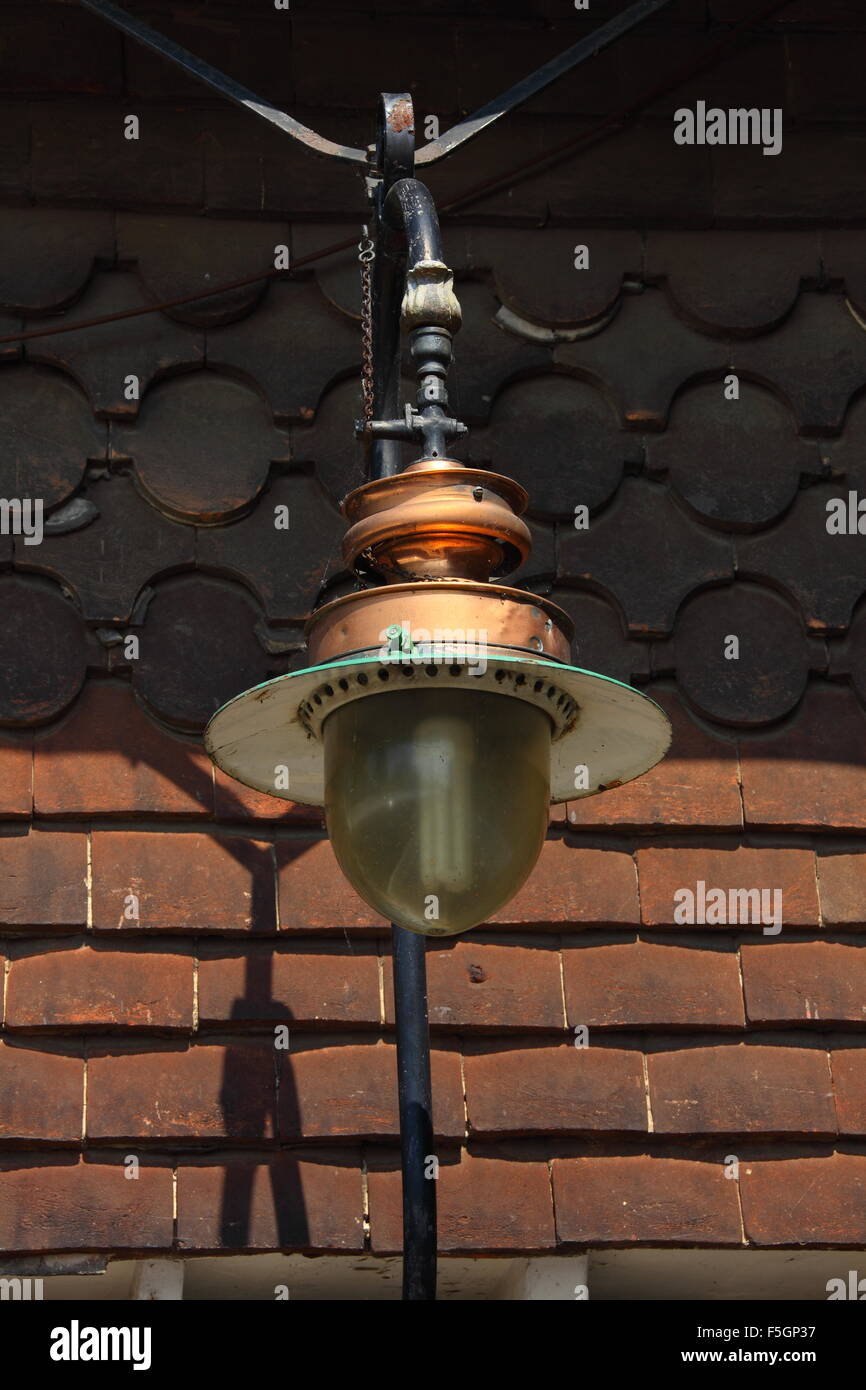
[358,226,375,428]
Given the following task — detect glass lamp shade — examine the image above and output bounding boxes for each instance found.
[323,685,552,936]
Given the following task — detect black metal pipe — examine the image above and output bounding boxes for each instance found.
[383,179,444,265]
[391,923,437,1300]
[370,96,437,1302]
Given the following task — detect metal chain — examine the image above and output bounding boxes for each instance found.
[358,225,376,428]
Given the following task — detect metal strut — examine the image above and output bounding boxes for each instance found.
[78,0,674,168]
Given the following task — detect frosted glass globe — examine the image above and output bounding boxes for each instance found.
[323,685,551,936]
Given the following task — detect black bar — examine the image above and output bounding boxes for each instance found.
[77,0,367,163]
[391,923,437,1301]
[77,0,674,172]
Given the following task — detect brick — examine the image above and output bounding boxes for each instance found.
[279,1041,463,1142]
[740,689,866,833]
[198,943,380,1027]
[553,1156,742,1245]
[386,941,564,1032]
[742,942,866,1025]
[368,1151,556,1253]
[35,684,212,816]
[87,1043,275,1142]
[465,1044,646,1137]
[0,1158,172,1251]
[6,945,194,1032]
[831,1050,866,1135]
[0,1042,82,1142]
[490,840,639,928]
[277,839,387,933]
[0,830,87,928]
[0,734,31,819]
[92,831,276,933]
[818,855,866,928]
[564,939,744,1030]
[647,1045,835,1136]
[637,846,819,929]
[176,1155,364,1252]
[213,768,322,826]
[741,1152,866,1246]
[566,687,741,831]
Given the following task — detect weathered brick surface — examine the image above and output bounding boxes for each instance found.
[818,855,866,928]
[213,767,323,825]
[0,1158,173,1250]
[5,5,866,1261]
[0,1042,83,1142]
[464,1044,646,1136]
[6,944,194,1031]
[741,1152,866,1246]
[490,840,640,928]
[198,943,380,1027]
[368,1151,556,1253]
[742,941,866,1025]
[176,1155,364,1252]
[35,684,213,817]
[0,735,32,819]
[279,1041,464,1141]
[637,846,819,929]
[386,940,565,1031]
[277,839,387,933]
[565,687,742,832]
[0,831,87,928]
[739,688,866,831]
[87,1043,276,1141]
[553,1156,742,1245]
[92,831,276,932]
[830,1049,866,1134]
[648,1045,836,1136]
[564,939,745,1030]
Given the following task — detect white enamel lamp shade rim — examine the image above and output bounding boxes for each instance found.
[204,651,672,808]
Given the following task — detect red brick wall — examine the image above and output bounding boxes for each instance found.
[1,0,865,1257]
